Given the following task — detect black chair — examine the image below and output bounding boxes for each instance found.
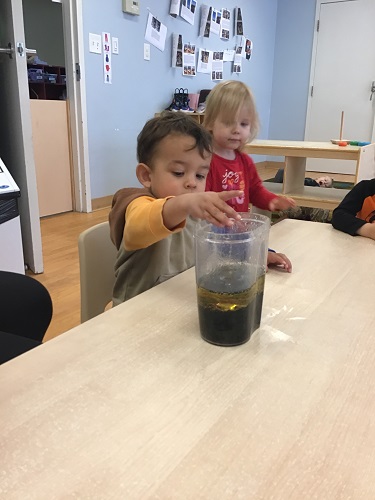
[0,271,53,364]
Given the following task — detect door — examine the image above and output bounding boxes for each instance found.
[24,0,74,217]
[0,0,43,273]
[305,0,375,174]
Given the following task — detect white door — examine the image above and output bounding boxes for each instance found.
[0,0,43,272]
[305,0,375,174]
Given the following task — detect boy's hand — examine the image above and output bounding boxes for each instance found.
[269,196,296,211]
[163,190,243,229]
[188,190,243,227]
[267,251,292,273]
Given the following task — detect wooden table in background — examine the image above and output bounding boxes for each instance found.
[1,220,375,499]
[245,140,375,209]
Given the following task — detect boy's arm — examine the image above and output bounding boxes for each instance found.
[331,181,370,236]
[125,191,243,251]
[124,196,182,251]
[163,190,243,229]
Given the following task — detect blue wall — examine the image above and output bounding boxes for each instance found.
[82,0,316,200]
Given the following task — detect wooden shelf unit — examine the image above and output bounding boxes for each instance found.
[155,112,205,124]
[245,140,375,210]
[28,64,66,100]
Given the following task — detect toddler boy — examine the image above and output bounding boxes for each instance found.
[109,112,242,305]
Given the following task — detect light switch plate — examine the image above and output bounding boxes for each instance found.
[89,33,101,54]
[112,37,119,54]
[144,43,150,61]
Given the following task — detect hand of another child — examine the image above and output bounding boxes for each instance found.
[269,196,296,211]
[267,251,292,273]
[189,190,243,227]
[357,222,375,240]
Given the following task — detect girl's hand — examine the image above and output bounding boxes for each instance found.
[267,251,292,273]
[269,196,296,211]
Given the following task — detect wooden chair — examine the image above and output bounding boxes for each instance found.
[78,221,117,323]
[0,271,53,363]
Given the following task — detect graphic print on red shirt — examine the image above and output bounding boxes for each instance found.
[205,151,276,212]
[221,168,246,206]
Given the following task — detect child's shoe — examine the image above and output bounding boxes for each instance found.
[180,88,194,112]
[196,102,206,113]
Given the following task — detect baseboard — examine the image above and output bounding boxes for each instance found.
[92,195,113,211]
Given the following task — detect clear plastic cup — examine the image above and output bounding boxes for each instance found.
[195,213,270,346]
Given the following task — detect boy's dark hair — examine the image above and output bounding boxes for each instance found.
[137,111,212,167]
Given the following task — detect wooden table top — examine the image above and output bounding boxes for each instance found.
[244,139,364,160]
[1,220,375,499]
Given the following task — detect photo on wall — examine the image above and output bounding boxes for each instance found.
[199,5,212,38]
[234,7,244,36]
[172,33,183,67]
[220,8,231,40]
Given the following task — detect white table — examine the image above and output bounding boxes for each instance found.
[1,220,375,499]
[245,140,375,209]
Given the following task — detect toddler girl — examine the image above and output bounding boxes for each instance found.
[204,80,294,271]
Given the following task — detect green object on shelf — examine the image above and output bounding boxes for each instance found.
[349,141,371,146]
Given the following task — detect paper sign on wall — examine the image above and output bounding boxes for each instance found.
[211,51,223,80]
[199,5,212,37]
[197,48,211,73]
[183,43,196,76]
[220,9,231,40]
[172,33,183,67]
[145,13,167,51]
[181,0,197,26]
[233,45,243,73]
[234,7,244,36]
[210,9,222,36]
[102,32,112,84]
[170,0,180,17]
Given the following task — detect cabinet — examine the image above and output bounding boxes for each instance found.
[244,140,375,210]
[30,100,73,217]
[28,64,66,100]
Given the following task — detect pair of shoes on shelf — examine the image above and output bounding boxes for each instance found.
[165,88,194,113]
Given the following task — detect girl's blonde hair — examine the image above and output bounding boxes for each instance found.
[203,80,260,143]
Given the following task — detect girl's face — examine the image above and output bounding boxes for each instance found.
[211,106,252,155]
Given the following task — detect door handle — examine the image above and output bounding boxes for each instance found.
[16,42,37,57]
[370,81,375,101]
[0,42,37,59]
[0,43,14,59]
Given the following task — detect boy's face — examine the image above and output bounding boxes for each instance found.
[211,106,252,152]
[138,134,211,198]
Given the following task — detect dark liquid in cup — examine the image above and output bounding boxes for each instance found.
[197,264,265,346]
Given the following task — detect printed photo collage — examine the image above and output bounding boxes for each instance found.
[174,6,252,79]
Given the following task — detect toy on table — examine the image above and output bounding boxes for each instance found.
[331,111,348,146]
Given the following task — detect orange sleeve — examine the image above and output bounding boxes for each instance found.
[124,196,186,251]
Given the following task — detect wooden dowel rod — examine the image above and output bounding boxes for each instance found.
[339,111,344,141]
